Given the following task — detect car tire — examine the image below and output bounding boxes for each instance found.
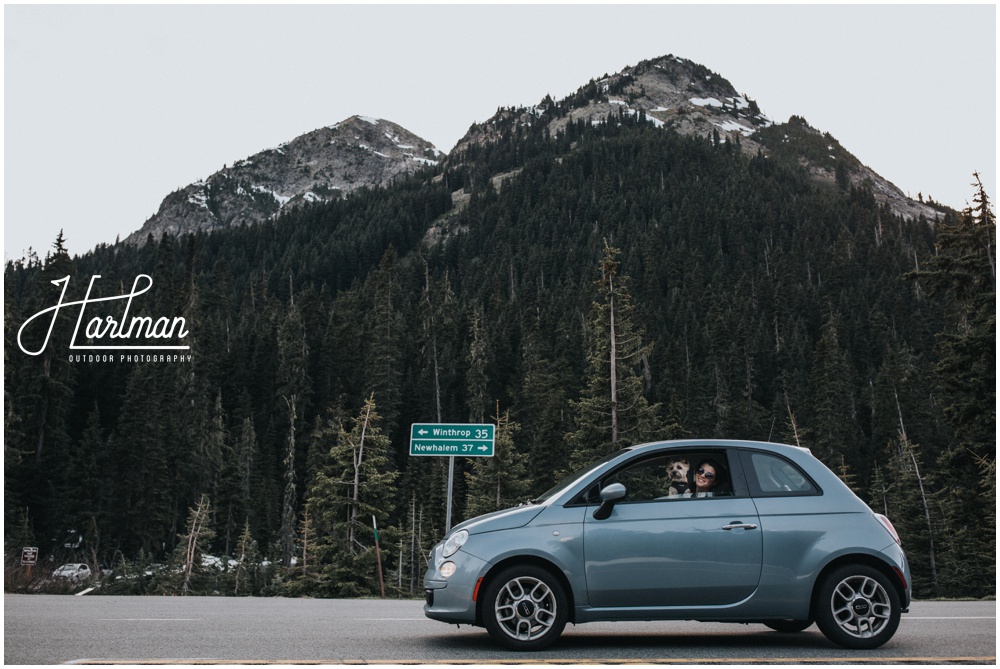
[814,564,901,649]
[764,619,813,633]
[482,565,568,651]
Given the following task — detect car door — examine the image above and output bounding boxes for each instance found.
[582,451,763,609]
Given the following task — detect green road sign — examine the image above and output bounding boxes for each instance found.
[410,423,495,457]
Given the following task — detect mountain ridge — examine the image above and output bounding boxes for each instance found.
[125,54,943,246]
[451,54,942,222]
[124,115,443,245]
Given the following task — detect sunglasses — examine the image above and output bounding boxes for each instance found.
[696,468,716,480]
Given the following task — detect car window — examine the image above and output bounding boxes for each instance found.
[575,452,735,504]
[746,451,818,495]
[610,455,674,502]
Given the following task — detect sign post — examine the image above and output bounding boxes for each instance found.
[372,516,385,599]
[410,423,495,531]
[21,546,38,580]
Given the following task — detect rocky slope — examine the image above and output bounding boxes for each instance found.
[128,55,941,247]
[125,116,442,245]
[451,55,941,222]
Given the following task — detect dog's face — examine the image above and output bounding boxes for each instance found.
[666,458,690,483]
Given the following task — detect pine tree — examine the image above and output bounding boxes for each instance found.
[232,520,261,596]
[912,175,995,463]
[879,435,939,597]
[279,395,298,567]
[198,392,227,514]
[167,494,215,596]
[216,410,249,557]
[114,365,173,556]
[465,403,531,518]
[4,296,25,531]
[304,395,398,596]
[907,175,995,594]
[565,241,661,471]
[233,417,259,538]
[466,309,490,424]
[418,261,460,426]
[512,337,574,493]
[276,291,312,429]
[339,395,397,552]
[32,230,76,461]
[366,248,405,435]
[807,312,860,466]
[59,404,107,565]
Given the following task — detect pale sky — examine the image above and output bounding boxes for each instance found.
[4,4,996,261]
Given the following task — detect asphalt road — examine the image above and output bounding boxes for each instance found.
[4,596,995,665]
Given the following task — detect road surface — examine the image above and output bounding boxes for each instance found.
[4,596,994,664]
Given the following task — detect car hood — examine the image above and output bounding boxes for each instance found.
[453,504,545,535]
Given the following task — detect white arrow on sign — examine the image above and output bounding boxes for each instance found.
[478,446,489,451]
[418,429,428,436]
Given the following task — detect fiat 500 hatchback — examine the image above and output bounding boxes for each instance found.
[424,440,910,650]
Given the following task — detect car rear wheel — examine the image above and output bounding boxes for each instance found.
[482,565,568,651]
[764,619,813,633]
[814,564,900,649]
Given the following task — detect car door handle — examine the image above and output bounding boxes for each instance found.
[722,522,758,531]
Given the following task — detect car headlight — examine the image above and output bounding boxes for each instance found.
[442,529,468,558]
[440,561,457,578]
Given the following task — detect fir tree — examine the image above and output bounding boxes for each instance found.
[807,312,860,466]
[465,403,531,518]
[232,520,261,596]
[512,338,574,492]
[366,248,405,435]
[565,241,661,470]
[907,175,995,594]
[114,365,173,556]
[466,309,490,424]
[167,494,215,596]
[279,395,298,567]
[32,230,76,461]
[304,395,398,595]
[879,435,939,597]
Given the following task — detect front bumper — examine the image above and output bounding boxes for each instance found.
[423,548,489,625]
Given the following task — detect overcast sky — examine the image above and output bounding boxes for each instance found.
[4,4,996,261]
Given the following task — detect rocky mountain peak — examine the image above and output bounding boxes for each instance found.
[125,116,443,245]
[451,54,940,222]
[451,55,771,155]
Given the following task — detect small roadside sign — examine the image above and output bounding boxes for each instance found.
[410,423,495,457]
[21,547,38,566]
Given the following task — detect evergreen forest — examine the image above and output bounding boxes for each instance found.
[4,113,995,599]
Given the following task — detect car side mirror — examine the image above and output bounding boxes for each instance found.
[593,483,627,520]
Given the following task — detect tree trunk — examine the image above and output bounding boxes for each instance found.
[348,396,373,553]
[609,275,618,446]
[280,395,297,567]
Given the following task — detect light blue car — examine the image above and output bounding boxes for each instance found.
[424,439,910,650]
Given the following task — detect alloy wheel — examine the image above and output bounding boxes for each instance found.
[494,575,559,642]
[828,573,893,639]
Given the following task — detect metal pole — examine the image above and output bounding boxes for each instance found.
[445,455,455,532]
[373,515,385,599]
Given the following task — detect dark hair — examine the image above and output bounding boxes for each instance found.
[696,458,728,489]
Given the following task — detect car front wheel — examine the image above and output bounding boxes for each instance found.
[482,565,568,651]
[814,564,901,649]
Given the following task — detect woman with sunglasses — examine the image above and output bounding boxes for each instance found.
[689,458,726,497]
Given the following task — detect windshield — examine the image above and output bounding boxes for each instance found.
[531,449,628,504]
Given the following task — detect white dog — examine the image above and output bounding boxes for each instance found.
[666,458,691,496]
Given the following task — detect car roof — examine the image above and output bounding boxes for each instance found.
[625,439,813,457]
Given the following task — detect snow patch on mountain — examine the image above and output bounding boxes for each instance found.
[125,115,443,245]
